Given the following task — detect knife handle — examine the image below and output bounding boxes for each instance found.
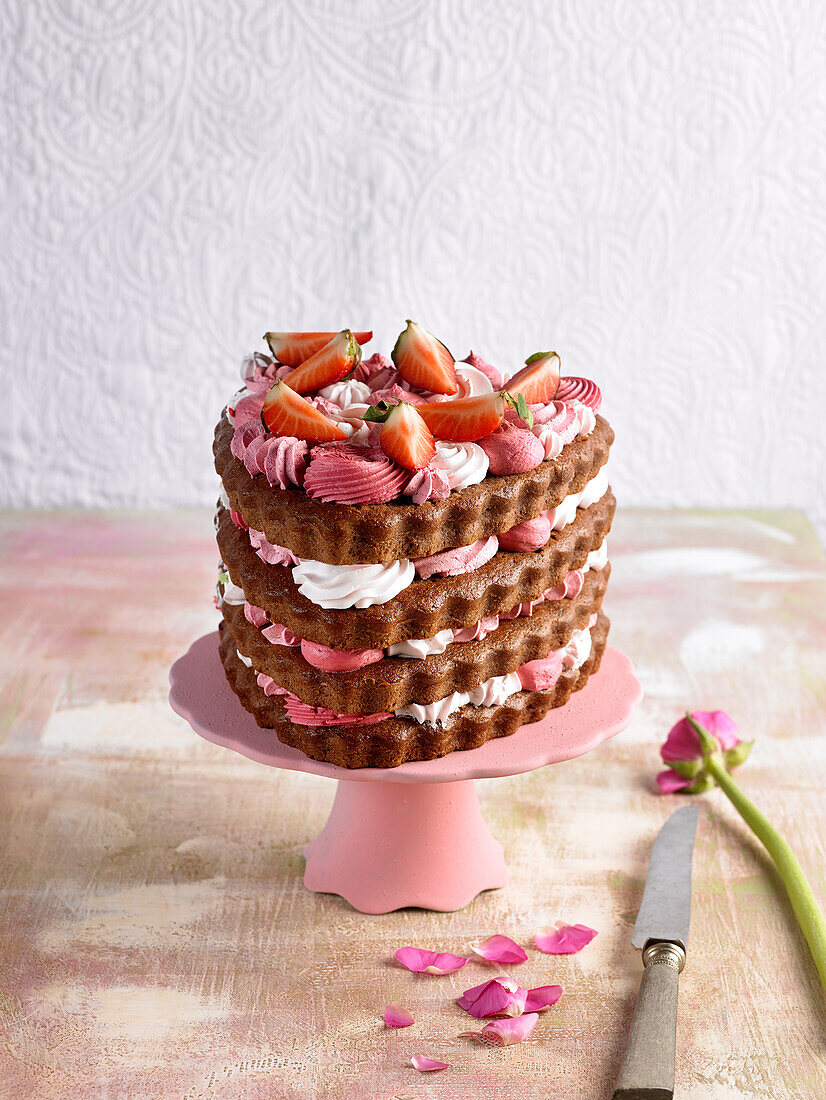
[612,941,685,1100]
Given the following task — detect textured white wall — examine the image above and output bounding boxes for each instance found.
[3,1,825,536]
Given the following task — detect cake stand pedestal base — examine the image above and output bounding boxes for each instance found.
[303,778,505,913]
[169,633,642,914]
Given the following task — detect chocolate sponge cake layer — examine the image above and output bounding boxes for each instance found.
[221,564,610,714]
[218,613,610,769]
[217,490,615,649]
[215,413,613,565]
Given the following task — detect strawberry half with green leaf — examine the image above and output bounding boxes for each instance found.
[416,391,506,442]
[505,351,561,404]
[262,380,348,442]
[264,330,372,366]
[282,329,362,394]
[391,320,457,395]
[363,400,436,470]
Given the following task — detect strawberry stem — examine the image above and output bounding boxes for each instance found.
[362,399,401,423]
[502,390,534,428]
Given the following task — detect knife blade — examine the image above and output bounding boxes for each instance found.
[631,805,698,952]
[612,806,699,1100]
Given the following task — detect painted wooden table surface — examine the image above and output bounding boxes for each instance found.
[2,507,825,1100]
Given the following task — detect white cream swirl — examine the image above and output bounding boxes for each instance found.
[395,624,595,725]
[323,400,373,445]
[547,467,609,531]
[426,364,494,402]
[395,670,522,725]
[396,689,471,726]
[220,575,246,605]
[388,628,454,659]
[236,649,253,668]
[430,440,489,490]
[561,624,593,670]
[319,378,373,407]
[585,540,608,570]
[569,398,596,437]
[292,558,416,609]
[468,672,522,707]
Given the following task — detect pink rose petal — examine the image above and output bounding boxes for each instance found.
[534,923,598,955]
[411,1054,449,1072]
[471,934,528,966]
[661,709,741,763]
[525,984,563,1013]
[394,946,469,975]
[457,976,527,1019]
[657,768,694,794]
[478,1012,539,1047]
[384,1003,414,1028]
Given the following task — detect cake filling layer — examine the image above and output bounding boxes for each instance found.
[220,466,609,610]
[215,487,616,650]
[250,616,598,729]
[233,543,608,669]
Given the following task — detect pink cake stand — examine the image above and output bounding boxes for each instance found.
[169,633,642,914]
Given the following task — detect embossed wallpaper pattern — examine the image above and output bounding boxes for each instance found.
[3,1,825,537]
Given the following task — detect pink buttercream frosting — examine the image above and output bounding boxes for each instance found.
[233,392,266,426]
[283,693,392,726]
[369,383,426,406]
[299,638,384,671]
[244,602,269,628]
[503,403,543,430]
[403,464,452,504]
[452,615,500,643]
[414,536,499,580]
[478,422,544,476]
[462,350,504,389]
[229,419,308,490]
[304,443,409,505]
[517,652,564,691]
[544,570,584,601]
[241,354,292,392]
[498,514,552,553]
[230,420,265,464]
[310,396,344,417]
[262,435,310,489]
[243,562,595,684]
[257,672,289,696]
[353,352,394,386]
[556,376,602,412]
[262,622,300,646]
[248,528,299,567]
[230,508,248,531]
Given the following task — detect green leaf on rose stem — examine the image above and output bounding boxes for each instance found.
[670,758,704,780]
[724,740,754,769]
[686,772,717,794]
[362,400,397,423]
[218,571,229,586]
[686,712,719,758]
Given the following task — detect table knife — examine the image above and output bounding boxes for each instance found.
[612,805,699,1100]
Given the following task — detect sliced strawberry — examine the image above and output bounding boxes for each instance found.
[261,380,347,442]
[505,351,561,403]
[417,392,505,442]
[379,402,436,470]
[282,330,362,394]
[391,320,457,395]
[264,330,373,366]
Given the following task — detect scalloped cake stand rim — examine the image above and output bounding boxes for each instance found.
[169,633,642,912]
[168,632,643,785]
